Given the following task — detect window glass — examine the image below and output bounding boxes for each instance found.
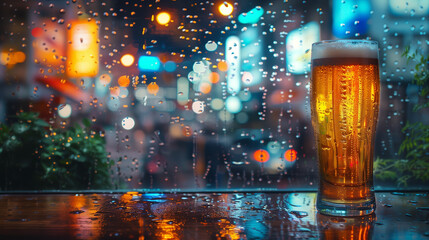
[0,0,428,190]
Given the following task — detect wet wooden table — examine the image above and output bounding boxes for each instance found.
[0,191,428,239]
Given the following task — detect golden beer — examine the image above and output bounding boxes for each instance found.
[311,40,379,216]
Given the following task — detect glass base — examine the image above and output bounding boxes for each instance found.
[317,194,376,217]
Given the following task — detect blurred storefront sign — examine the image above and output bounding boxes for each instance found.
[36,76,90,102]
[286,22,320,74]
[32,22,66,67]
[332,0,370,38]
[66,19,99,78]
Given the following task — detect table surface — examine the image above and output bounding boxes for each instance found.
[0,191,428,239]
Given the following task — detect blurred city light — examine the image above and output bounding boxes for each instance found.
[225,96,242,114]
[219,2,233,16]
[156,12,171,25]
[217,61,228,72]
[389,0,429,16]
[138,56,161,72]
[286,21,320,74]
[238,6,264,24]
[120,54,135,67]
[209,72,220,84]
[177,77,189,105]
[164,61,176,72]
[99,74,112,85]
[33,22,65,67]
[0,51,26,66]
[192,101,205,114]
[66,20,99,78]
[119,87,129,98]
[226,36,241,94]
[147,82,160,96]
[253,149,270,163]
[118,75,131,88]
[199,82,212,94]
[31,27,43,37]
[333,0,370,38]
[95,74,110,97]
[58,104,72,118]
[205,41,218,51]
[121,117,135,130]
[210,98,224,111]
[240,28,262,86]
[284,149,298,162]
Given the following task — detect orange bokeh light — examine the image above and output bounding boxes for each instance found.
[253,149,270,163]
[110,86,120,97]
[147,82,160,96]
[200,82,212,94]
[118,75,131,87]
[284,149,297,162]
[209,72,220,83]
[218,61,228,72]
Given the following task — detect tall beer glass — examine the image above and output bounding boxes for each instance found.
[311,40,380,216]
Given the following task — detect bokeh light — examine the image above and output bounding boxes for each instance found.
[238,6,264,24]
[205,41,218,51]
[217,61,228,72]
[192,101,205,114]
[110,86,120,97]
[219,2,233,16]
[138,56,161,72]
[210,98,224,111]
[119,87,129,98]
[164,61,176,72]
[120,54,135,67]
[99,74,112,85]
[225,96,242,114]
[58,104,72,118]
[122,117,135,130]
[253,149,270,163]
[31,27,43,37]
[284,149,298,162]
[156,12,171,25]
[209,72,220,83]
[199,82,212,94]
[118,75,131,88]
[147,82,160,96]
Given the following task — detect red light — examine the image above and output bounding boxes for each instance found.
[31,27,43,38]
[253,149,270,163]
[284,149,297,162]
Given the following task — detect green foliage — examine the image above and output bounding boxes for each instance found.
[375,48,429,187]
[0,112,113,190]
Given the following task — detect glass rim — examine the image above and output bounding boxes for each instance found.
[312,39,378,47]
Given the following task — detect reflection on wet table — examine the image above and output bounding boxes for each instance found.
[0,192,428,239]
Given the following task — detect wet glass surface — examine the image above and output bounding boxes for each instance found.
[1,191,428,239]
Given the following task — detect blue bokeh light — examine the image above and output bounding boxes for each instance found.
[164,61,176,72]
[333,0,371,38]
[138,55,161,72]
[238,6,264,24]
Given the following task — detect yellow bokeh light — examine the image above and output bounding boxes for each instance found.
[120,54,134,67]
[218,61,228,72]
[156,12,171,25]
[219,2,233,16]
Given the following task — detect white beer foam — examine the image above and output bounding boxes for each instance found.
[312,40,378,59]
